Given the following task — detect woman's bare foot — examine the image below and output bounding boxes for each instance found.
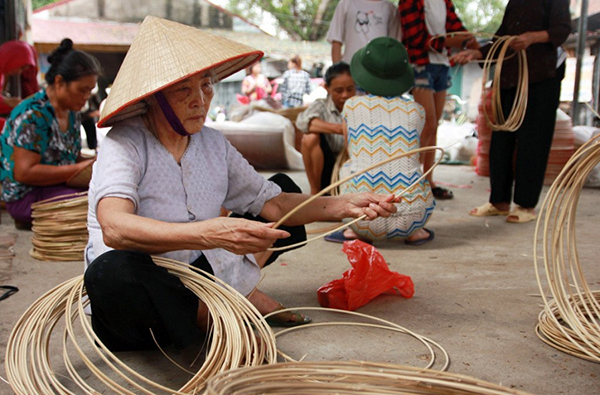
[469,202,510,215]
[247,289,310,326]
[406,228,430,243]
[506,206,536,223]
[405,228,435,246]
[247,289,280,315]
[343,228,359,240]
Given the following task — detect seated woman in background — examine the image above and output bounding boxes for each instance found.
[339,37,435,246]
[296,62,356,195]
[0,38,100,229]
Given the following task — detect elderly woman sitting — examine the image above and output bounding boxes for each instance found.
[83,16,399,352]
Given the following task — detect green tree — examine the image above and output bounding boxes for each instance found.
[227,0,508,41]
[226,0,340,41]
[32,0,61,9]
[453,0,508,34]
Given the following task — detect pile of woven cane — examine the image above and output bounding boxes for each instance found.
[29,192,89,261]
[534,134,600,362]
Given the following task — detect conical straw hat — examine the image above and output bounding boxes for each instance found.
[98,16,263,127]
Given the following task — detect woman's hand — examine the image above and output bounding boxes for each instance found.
[343,193,399,220]
[509,32,540,51]
[200,217,291,255]
[450,49,483,65]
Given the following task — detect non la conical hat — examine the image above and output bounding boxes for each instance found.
[98,16,263,127]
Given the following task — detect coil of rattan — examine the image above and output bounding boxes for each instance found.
[481,36,528,132]
[204,360,535,395]
[5,257,277,394]
[29,192,89,261]
[534,134,600,362]
[265,306,450,371]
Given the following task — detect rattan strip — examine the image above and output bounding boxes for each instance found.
[5,257,277,394]
[29,193,89,262]
[204,361,535,395]
[264,307,449,371]
[533,134,600,362]
[268,146,444,252]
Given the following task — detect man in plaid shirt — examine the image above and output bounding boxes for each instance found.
[399,0,478,200]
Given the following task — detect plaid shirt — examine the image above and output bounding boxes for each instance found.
[279,69,311,108]
[399,0,467,66]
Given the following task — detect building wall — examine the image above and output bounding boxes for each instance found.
[45,0,233,28]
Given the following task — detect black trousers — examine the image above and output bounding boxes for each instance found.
[84,173,306,351]
[489,64,564,208]
[319,134,337,191]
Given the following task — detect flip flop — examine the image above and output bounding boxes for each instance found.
[506,207,537,223]
[405,228,435,246]
[432,186,454,200]
[323,230,372,244]
[470,202,510,217]
[0,285,18,302]
[265,304,312,328]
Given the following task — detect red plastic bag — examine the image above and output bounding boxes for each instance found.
[317,240,414,311]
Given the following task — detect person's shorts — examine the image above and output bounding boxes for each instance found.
[413,64,452,93]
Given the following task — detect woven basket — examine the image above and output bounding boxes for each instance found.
[66,160,94,188]
[29,192,89,261]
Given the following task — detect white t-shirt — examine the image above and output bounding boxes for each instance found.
[85,116,282,295]
[327,0,401,63]
[425,0,450,66]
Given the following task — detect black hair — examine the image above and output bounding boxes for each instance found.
[45,38,102,85]
[324,62,351,87]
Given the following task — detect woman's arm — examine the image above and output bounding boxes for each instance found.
[97,197,291,256]
[259,192,398,227]
[13,147,93,185]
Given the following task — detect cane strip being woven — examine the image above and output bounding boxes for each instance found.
[204,361,536,395]
[534,134,600,362]
[5,257,277,394]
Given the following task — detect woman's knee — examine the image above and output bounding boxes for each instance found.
[85,250,153,291]
[269,173,302,194]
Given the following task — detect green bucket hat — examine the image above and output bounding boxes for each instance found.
[350,37,414,97]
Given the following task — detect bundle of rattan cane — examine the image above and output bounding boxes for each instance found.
[481,36,528,132]
[5,257,277,394]
[204,360,535,395]
[29,192,89,261]
[534,134,600,362]
[429,32,528,132]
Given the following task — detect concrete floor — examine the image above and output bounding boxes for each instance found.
[1,164,599,394]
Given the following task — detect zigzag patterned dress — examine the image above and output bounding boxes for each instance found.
[340,94,435,241]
